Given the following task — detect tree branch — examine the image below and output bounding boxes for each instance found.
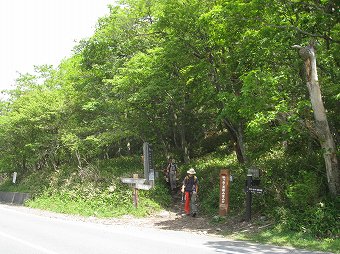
[269,24,340,43]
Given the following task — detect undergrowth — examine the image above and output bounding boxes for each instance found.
[0,151,338,253]
[2,155,170,218]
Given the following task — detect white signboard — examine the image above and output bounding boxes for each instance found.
[135,183,152,190]
[121,178,146,184]
[149,171,155,181]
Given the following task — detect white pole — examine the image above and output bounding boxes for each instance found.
[12,172,17,183]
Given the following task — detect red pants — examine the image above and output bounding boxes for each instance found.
[184,192,191,214]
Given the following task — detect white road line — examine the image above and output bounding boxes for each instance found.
[0,230,59,254]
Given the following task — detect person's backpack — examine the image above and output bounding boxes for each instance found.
[184,175,197,191]
[169,163,177,171]
[184,175,197,182]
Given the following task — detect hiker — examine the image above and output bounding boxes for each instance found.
[181,168,199,217]
[166,159,177,191]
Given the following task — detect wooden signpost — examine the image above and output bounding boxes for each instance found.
[219,169,230,216]
[121,174,152,208]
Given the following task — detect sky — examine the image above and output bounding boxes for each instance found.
[0,0,114,91]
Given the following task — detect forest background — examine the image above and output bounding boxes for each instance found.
[0,0,339,252]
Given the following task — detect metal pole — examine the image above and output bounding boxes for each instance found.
[245,174,252,221]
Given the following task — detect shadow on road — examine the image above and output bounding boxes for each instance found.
[203,240,334,254]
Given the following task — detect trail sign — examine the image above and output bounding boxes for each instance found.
[135,183,152,190]
[121,178,146,184]
[143,142,154,185]
[121,175,152,207]
[245,174,264,221]
[219,169,230,216]
[248,187,263,194]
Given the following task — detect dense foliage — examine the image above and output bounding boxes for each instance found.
[0,0,339,240]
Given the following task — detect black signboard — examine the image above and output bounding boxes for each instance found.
[248,187,263,194]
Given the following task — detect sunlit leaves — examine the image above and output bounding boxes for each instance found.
[0,0,337,181]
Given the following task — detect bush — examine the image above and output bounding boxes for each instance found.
[274,197,340,238]
[23,156,168,218]
[286,172,320,207]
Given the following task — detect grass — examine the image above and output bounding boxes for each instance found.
[25,188,163,218]
[232,225,339,253]
[1,156,170,218]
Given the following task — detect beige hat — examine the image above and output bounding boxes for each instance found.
[187,168,196,174]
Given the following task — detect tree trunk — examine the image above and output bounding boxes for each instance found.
[223,118,247,164]
[179,123,190,164]
[293,43,339,196]
[178,98,190,164]
[207,52,248,165]
[170,94,190,164]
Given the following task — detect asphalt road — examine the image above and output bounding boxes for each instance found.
[0,204,332,254]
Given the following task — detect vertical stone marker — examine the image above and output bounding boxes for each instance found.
[143,142,155,186]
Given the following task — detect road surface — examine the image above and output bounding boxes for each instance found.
[0,204,332,254]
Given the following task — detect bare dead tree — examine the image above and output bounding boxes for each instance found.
[292,42,339,197]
